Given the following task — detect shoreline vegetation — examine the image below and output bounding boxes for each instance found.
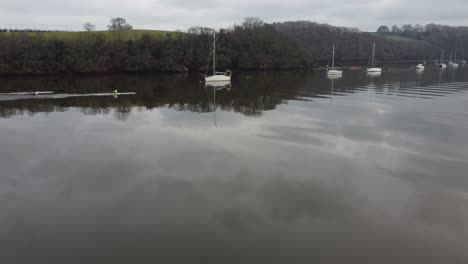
[0,18,467,75]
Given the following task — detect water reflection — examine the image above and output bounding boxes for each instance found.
[1,69,467,120]
[1,68,468,263]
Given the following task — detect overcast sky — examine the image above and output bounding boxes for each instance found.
[0,0,467,32]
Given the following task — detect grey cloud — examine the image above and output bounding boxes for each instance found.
[0,0,467,32]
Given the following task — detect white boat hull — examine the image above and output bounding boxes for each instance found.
[415,64,425,70]
[205,75,231,82]
[367,68,382,73]
[205,80,231,88]
[327,69,343,75]
[439,63,447,69]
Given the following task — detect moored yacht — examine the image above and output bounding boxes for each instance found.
[367,43,382,73]
[205,31,231,83]
[327,44,343,76]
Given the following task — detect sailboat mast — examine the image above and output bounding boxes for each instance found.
[441,50,444,61]
[213,31,216,76]
[455,48,458,60]
[372,43,376,67]
[332,44,335,70]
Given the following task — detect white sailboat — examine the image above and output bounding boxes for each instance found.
[416,62,425,70]
[451,48,459,68]
[462,49,466,65]
[327,44,342,76]
[438,50,447,69]
[205,31,231,83]
[367,43,382,73]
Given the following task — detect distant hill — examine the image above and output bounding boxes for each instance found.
[273,21,468,63]
[1,29,179,41]
[1,20,468,74]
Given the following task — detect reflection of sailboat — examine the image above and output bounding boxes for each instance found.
[205,84,231,127]
[367,43,382,73]
[367,71,382,78]
[327,44,343,76]
[205,80,231,88]
[204,31,232,83]
[416,68,424,78]
[328,73,341,103]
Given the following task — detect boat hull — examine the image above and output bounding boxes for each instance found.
[367,68,382,73]
[327,69,343,75]
[205,75,231,82]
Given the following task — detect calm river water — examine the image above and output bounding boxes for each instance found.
[1,67,468,263]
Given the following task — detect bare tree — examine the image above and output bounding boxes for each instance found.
[108,18,133,40]
[242,17,264,29]
[83,22,96,32]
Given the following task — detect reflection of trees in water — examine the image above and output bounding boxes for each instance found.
[0,72,304,119]
[114,105,132,121]
[0,70,462,120]
[1,70,462,119]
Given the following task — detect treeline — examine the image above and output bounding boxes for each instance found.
[274,21,468,63]
[0,18,310,74]
[0,29,63,33]
[2,18,468,74]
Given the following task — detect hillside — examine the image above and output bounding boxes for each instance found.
[1,29,178,41]
[273,21,467,63]
[0,22,310,74]
[371,33,418,43]
[1,20,468,74]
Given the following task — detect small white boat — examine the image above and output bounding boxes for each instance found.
[327,44,342,76]
[453,49,459,68]
[367,67,382,73]
[205,71,232,83]
[367,43,382,73]
[204,80,231,88]
[462,49,466,65]
[415,64,425,70]
[205,31,231,83]
[448,49,459,68]
[438,50,447,69]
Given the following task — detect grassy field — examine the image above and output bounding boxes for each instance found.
[1,29,179,41]
[371,32,418,42]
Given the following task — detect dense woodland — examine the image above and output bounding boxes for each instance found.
[0,18,308,74]
[1,18,468,74]
[274,22,468,63]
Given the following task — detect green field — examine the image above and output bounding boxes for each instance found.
[1,29,179,41]
[371,32,418,42]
